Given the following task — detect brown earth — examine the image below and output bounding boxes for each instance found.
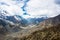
[4,24,60,40]
[0,15,60,40]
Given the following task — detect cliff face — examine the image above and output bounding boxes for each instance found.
[0,15,60,40]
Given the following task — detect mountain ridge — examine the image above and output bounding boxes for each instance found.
[3,14,60,40]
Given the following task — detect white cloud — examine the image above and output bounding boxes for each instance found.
[26,0,60,18]
[0,0,60,18]
[0,0,24,16]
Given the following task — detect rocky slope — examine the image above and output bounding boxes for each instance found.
[0,15,60,40]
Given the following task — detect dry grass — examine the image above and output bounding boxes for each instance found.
[4,24,60,40]
[18,24,60,40]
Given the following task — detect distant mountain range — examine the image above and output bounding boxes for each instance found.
[0,15,46,25]
[39,14,60,28]
[0,9,47,33]
[0,9,46,26]
[3,14,60,40]
[0,15,46,32]
[0,13,60,40]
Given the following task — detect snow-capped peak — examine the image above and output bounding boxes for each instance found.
[14,15,22,21]
[0,8,13,16]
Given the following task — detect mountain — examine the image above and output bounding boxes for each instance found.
[0,10,45,24]
[0,10,46,34]
[3,14,60,40]
[0,9,46,24]
[0,16,46,33]
[39,14,60,28]
[0,11,46,26]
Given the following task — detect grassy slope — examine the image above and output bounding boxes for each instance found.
[23,24,60,40]
[5,24,60,40]
[1,15,60,40]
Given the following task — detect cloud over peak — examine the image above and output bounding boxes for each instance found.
[0,0,60,18]
[26,0,60,18]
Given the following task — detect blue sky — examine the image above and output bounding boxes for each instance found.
[0,0,60,18]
